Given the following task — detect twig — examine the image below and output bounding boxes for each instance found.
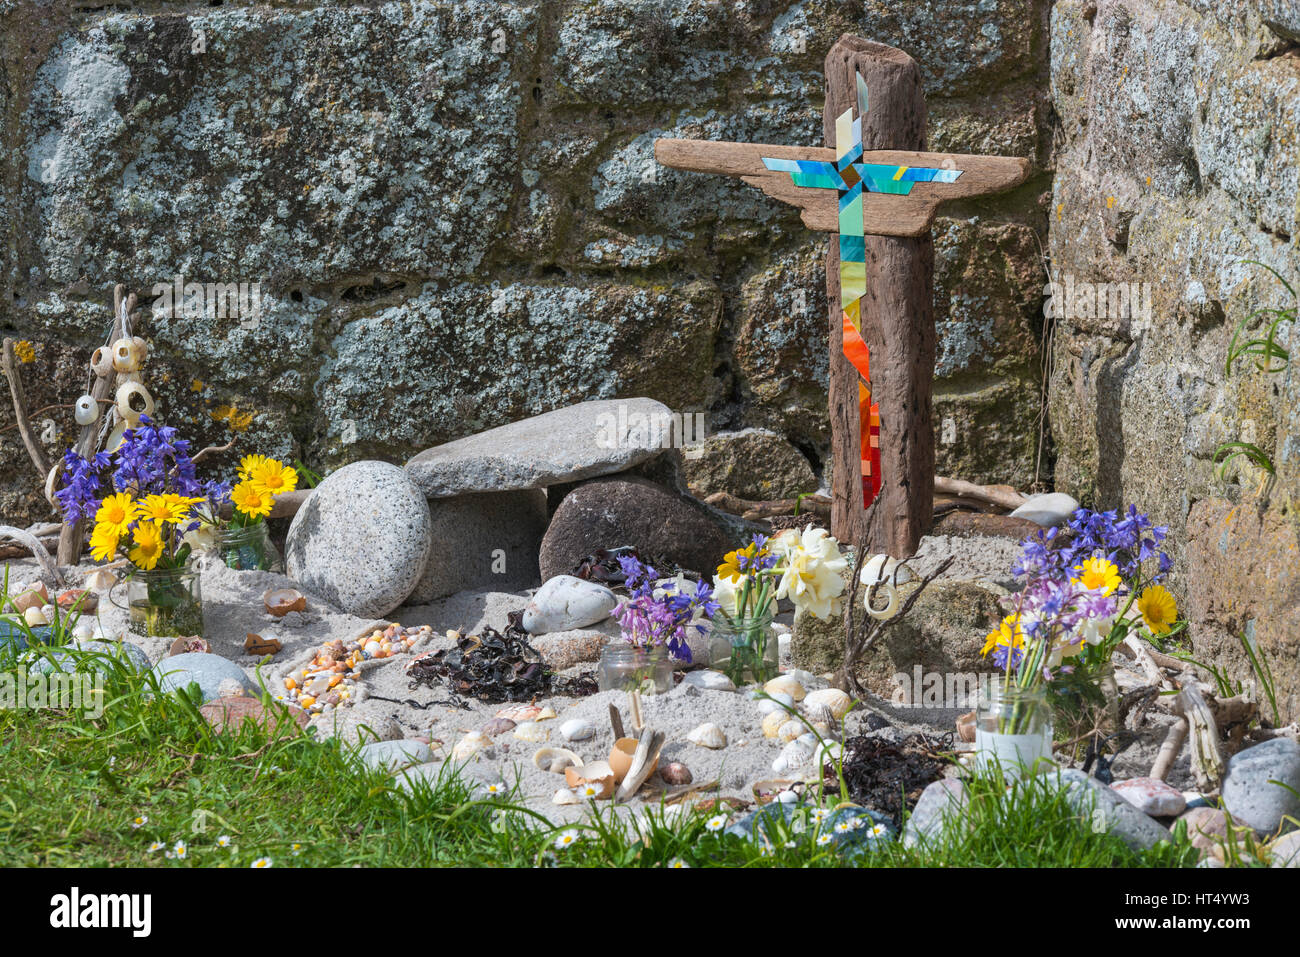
[1178,679,1226,791]
[2,338,50,481]
[608,703,625,740]
[934,476,1027,511]
[190,437,236,466]
[0,524,64,586]
[1151,718,1188,781]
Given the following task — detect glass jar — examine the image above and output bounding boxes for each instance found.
[709,612,779,685]
[214,523,283,573]
[123,567,205,639]
[975,681,1055,779]
[596,643,674,694]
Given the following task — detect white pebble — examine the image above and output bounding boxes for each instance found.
[560,719,594,742]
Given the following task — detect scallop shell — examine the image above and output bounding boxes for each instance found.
[804,688,852,721]
[757,691,796,715]
[263,587,307,617]
[535,705,558,721]
[495,703,542,722]
[23,606,48,626]
[532,747,583,774]
[480,717,516,737]
[84,568,116,593]
[771,740,813,775]
[761,711,788,739]
[687,722,728,749]
[451,732,492,761]
[512,720,550,743]
[763,675,806,702]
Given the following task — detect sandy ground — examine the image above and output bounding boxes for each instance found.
[3,552,1197,825]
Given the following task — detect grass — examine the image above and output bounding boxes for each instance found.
[0,587,1202,867]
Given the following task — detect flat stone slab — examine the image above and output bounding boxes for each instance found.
[405,398,674,498]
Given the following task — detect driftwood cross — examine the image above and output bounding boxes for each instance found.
[656,36,1029,556]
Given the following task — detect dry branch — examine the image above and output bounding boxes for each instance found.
[934,475,1027,511]
[2,338,50,481]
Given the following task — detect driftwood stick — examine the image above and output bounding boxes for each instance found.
[190,437,236,466]
[2,338,50,481]
[0,525,64,587]
[934,476,1027,511]
[703,491,831,521]
[1151,718,1189,782]
[615,727,666,803]
[1178,680,1226,791]
[608,703,624,740]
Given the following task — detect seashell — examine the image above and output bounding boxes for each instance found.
[785,668,820,687]
[495,703,542,723]
[481,717,516,737]
[687,722,727,749]
[14,583,49,612]
[560,718,594,742]
[609,737,659,783]
[777,719,804,743]
[168,636,209,656]
[956,710,976,743]
[90,346,114,378]
[553,787,582,805]
[811,721,835,739]
[217,678,245,699]
[111,337,141,372]
[452,732,492,761]
[812,741,843,775]
[263,588,307,617]
[512,720,550,743]
[71,623,95,642]
[772,740,813,775]
[757,691,796,714]
[804,688,853,721]
[682,670,737,692]
[24,606,48,627]
[535,705,557,721]
[73,395,99,426]
[752,779,800,805]
[364,640,382,657]
[564,760,615,800]
[658,761,693,786]
[865,581,900,620]
[860,554,915,588]
[58,589,97,614]
[85,568,117,592]
[762,711,788,739]
[114,381,154,425]
[764,675,806,702]
[533,747,583,774]
[44,464,61,507]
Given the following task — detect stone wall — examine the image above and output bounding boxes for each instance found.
[0,0,1052,526]
[1047,0,1300,718]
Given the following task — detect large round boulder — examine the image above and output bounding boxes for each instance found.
[539,476,730,580]
[285,461,433,618]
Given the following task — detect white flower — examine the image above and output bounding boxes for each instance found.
[705,814,728,832]
[835,820,854,834]
[1076,613,1117,647]
[216,835,231,848]
[251,857,272,868]
[772,527,847,620]
[291,843,303,856]
[710,574,743,618]
[172,841,187,859]
[483,782,506,796]
[869,823,888,837]
[816,833,832,846]
[554,830,580,849]
[131,815,148,829]
[666,857,689,868]
[810,808,830,824]
[577,782,601,799]
[147,842,164,853]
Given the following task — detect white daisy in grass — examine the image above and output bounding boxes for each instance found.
[172,841,188,859]
[705,814,728,832]
[869,823,889,837]
[251,857,273,868]
[784,840,798,849]
[666,857,689,868]
[834,820,854,834]
[291,843,303,856]
[554,829,580,850]
[216,835,231,848]
[809,808,830,824]
[816,833,832,846]
[576,782,602,799]
[147,842,164,853]
[483,782,506,797]
[131,815,148,829]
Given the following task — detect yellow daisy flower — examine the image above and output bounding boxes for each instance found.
[238,454,270,480]
[89,522,121,563]
[231,481,273,519]
[716,541,766,582]
[94,492,135,536]
[1136,585,1177,635]
[247,459,298,497]
[128,522,165,570]
[134,493,189,526]
[1071,556,1122,596]
[981,614,1025,657]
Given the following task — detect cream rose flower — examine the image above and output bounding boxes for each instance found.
[771,526,847,621]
